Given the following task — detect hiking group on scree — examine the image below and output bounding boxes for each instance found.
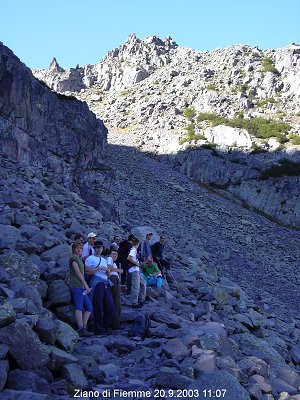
[66,231,172,337]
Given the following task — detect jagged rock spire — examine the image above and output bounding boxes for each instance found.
[49,57,64,72]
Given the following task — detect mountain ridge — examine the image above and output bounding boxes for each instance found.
[33,34,300,228]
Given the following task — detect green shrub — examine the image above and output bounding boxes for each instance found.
[197,112,291,139]
[201,142,217,149]
[251,143,267,154]
[275,133,288,144]
[207,84,217,91]
[260,159,300,179]
[197,112,227,126]
[262,57,280,75]
[289,133,300,145]
[180,133,205,144]
[183,107,196,121]
[185,122,195,135]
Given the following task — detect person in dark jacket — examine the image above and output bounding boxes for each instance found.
[151,235,170,276]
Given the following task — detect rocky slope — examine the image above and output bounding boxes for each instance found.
[0,139,300,399]
[0,41,114,218]
[33,34,300,228]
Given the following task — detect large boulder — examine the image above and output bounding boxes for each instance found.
[189,370,250,399]
[0,300,16,327]
[0,251,40,286]
[0,322,50,369]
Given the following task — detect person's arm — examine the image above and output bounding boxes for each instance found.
[107,258,123,274]
[72,261,90,292]
[85,258,108,275]
[127,254,140,267]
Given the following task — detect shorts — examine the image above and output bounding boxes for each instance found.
[70,287,93,312]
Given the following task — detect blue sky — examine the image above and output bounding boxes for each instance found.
[1,0,299,69]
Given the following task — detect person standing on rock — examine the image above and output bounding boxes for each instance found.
[127,237,146,308]
[151,235,170,277]
[81,232,97,263]
[140,232,153,262]
[69,242,93,337]
[85,240,114,334]
[107,247,123,329]
[118,233,135,290]
[111,235,121,250]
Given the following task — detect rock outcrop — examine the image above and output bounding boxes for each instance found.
[0,41,114,218]
[33,34,300,227]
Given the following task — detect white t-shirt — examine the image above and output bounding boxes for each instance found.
[85,255,108,280]
[128,247,140,274]
[107,256,118,277]
[82,242,95,259]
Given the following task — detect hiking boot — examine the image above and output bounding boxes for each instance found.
[78,328,93,337]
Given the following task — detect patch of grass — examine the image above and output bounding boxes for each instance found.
[261,57,280,75]
[289,133,300,145]
[207,84,218,91]
[260,159,300,179]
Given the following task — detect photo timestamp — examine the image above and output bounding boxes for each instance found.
[154,389,227,398]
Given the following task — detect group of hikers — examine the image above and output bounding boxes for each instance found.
[67,231,170,337]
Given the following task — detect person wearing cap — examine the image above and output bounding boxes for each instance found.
[82,232,97,262]
[85,240,114,334]
[140,232,153,262]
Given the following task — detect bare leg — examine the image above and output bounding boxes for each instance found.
[75,310,83,329]
[82,311,91,328]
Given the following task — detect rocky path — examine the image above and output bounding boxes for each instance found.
[106,130,300,321]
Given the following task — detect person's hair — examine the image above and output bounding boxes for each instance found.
[109,246,119,255]
[72,242,83,252]
[114,235,121,241]
[160,235,166,240]
[132,237,140,246]
[74,233,83,241]
[128,234,135,241]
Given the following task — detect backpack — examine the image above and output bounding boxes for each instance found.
[129,314,151,339]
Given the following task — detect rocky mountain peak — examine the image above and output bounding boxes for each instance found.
[48,57,64,72]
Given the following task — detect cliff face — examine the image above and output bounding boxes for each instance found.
[0,42,114,218]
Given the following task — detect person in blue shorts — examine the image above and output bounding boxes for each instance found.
[69,242,93,337]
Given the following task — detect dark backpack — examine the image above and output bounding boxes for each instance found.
[129,314,151,339]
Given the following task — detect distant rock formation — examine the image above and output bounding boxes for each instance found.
[32,34,300,227]
[0,41,115,219]
[49,57,64,73]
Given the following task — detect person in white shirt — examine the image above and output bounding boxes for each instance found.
[85,240,114,334]
[127,238,146,308]
[107,247,123,329]
[81,232,97,263]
